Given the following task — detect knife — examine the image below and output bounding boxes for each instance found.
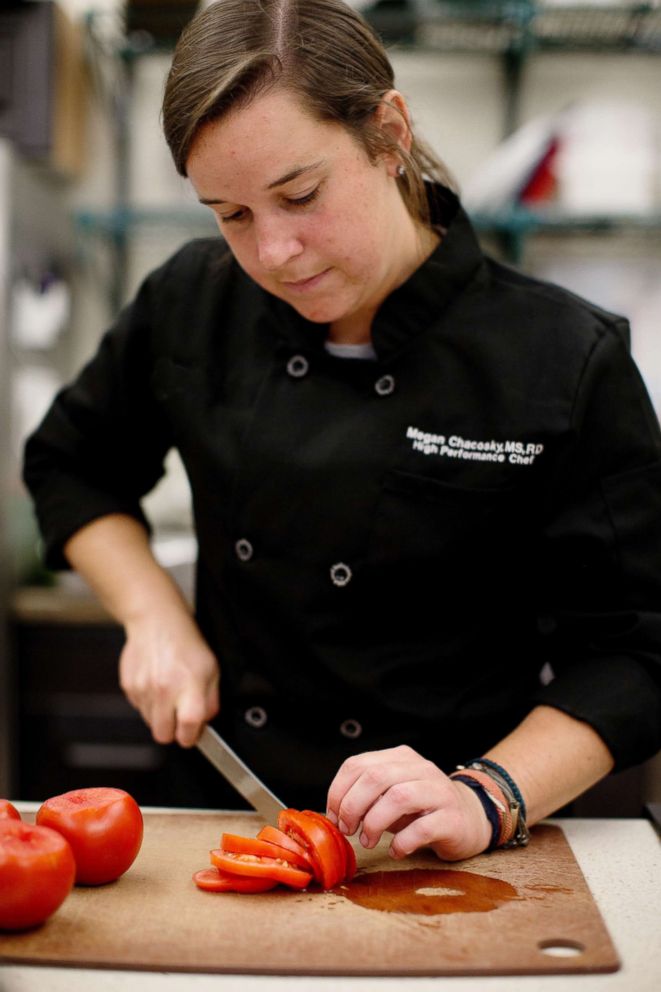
[196,723,286,822]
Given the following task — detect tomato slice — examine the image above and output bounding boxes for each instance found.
[277,809,345,890]
[256,826,314,870]
[0,801,21,822]
[210,849,313,890]
[301,810,349,882]
[220,833,312,871]
[193,868,277,893]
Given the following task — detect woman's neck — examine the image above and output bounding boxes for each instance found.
[328,222,440,346]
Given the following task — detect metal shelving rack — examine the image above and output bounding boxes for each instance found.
[75,1,661,297]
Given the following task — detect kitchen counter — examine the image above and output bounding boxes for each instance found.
[1,812,659,992]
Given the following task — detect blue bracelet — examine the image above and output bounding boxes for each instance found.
[466,757,527,822]
[451,773,500,851]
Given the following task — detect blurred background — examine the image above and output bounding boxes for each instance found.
[1,0,660,814]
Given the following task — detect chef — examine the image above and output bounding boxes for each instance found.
[23,0,661,862]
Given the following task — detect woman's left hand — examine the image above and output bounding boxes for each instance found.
[326,745,492,862]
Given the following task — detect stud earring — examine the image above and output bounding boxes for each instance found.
[397,164,406,178]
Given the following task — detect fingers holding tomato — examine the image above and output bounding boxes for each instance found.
[326,746,492,862]
[0,821,75,931]
[36,787,143,885]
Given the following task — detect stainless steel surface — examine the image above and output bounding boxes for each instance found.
[195,724,286,822]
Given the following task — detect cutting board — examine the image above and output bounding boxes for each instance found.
[0,813,620,976]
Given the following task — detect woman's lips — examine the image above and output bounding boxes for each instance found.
[282,268,332,293]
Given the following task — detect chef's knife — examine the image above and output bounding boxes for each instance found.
[196,723,286,822]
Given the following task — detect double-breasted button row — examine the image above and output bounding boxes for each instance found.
[286,355,395,397]
[235,542,353,590]
[243,706,362,739]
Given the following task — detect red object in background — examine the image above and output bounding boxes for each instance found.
[519,138,560,205]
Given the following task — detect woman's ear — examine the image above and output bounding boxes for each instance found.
[373,89,413,174]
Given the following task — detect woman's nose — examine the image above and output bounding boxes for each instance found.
[255,219,304,271]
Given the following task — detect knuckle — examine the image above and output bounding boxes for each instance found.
[388,782,415,806]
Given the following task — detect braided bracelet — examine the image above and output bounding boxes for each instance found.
[451,773,501,851]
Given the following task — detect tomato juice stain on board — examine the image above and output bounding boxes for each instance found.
[332,867,519,915]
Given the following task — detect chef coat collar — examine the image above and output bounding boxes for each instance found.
[268,184,485,364]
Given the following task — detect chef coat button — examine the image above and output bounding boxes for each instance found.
[287,355,309,378]
[374,374,395,396]
[235,538,254,562]
[245,706,268,729]
[339,719,362,740]
[330,562,352,587]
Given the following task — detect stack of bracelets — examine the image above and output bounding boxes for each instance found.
[450,758,530,851]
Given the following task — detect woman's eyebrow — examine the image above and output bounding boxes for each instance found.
[266,160,326,190]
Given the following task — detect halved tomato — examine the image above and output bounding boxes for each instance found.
[220,833,312,872]
[277,809,345,890]
[210,849,312,890]
[193,868,277,893]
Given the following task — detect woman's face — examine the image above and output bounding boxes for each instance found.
[186,87,419,336]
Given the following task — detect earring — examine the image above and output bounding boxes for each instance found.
[397,164,406,178]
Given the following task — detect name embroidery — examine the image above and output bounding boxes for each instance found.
[406,426,544,467]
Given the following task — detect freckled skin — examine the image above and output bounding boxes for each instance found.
[186,88,436,344]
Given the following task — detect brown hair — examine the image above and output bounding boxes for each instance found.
[162,0,455,227]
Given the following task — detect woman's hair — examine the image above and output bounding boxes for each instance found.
[162,0,455,227]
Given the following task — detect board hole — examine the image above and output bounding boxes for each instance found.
[538,938,585,958]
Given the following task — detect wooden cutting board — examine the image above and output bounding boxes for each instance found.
[0,813,619,976]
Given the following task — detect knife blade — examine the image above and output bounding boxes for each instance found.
[196,724,286,822]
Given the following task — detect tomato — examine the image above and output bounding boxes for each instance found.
[210,848,312,890]
[277,809,345,889]
[193,867,277,893]
[0,820,75,930]
[256,825,314,869]
[0,800,21,821]
[36,787,143,886]
[221,832,312,871]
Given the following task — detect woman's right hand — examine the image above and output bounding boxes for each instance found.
[119,610,220,748]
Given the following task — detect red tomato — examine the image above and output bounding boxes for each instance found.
[221,832,312,871]
[210,848,312,890]
[0,800,21,821]
[277,809,345,889]
[36,787,143,886]
[193,867,277,893]
[0,820,75,930]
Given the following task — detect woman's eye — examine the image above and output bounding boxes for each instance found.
[219,208,247,224]
[286,186,320,208]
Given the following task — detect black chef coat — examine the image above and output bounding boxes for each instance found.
[23,187,661,809]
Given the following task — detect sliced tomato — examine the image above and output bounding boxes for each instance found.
[0,801,21,822]
[210,849,312,890]
[302,810,349,882]
[220,833,312,871]
[256,825,314,870]
[277,809,345,890]
[193,867,277,893]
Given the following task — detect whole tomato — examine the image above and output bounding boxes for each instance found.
[36,787,143,885]
[0,820,76,930]
[0,799,21,821]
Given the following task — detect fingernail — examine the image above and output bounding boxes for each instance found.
[338,819,349,834]
[360,831,370,848]
[325,809,337,825]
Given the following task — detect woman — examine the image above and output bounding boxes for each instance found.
[23,0,661,862]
